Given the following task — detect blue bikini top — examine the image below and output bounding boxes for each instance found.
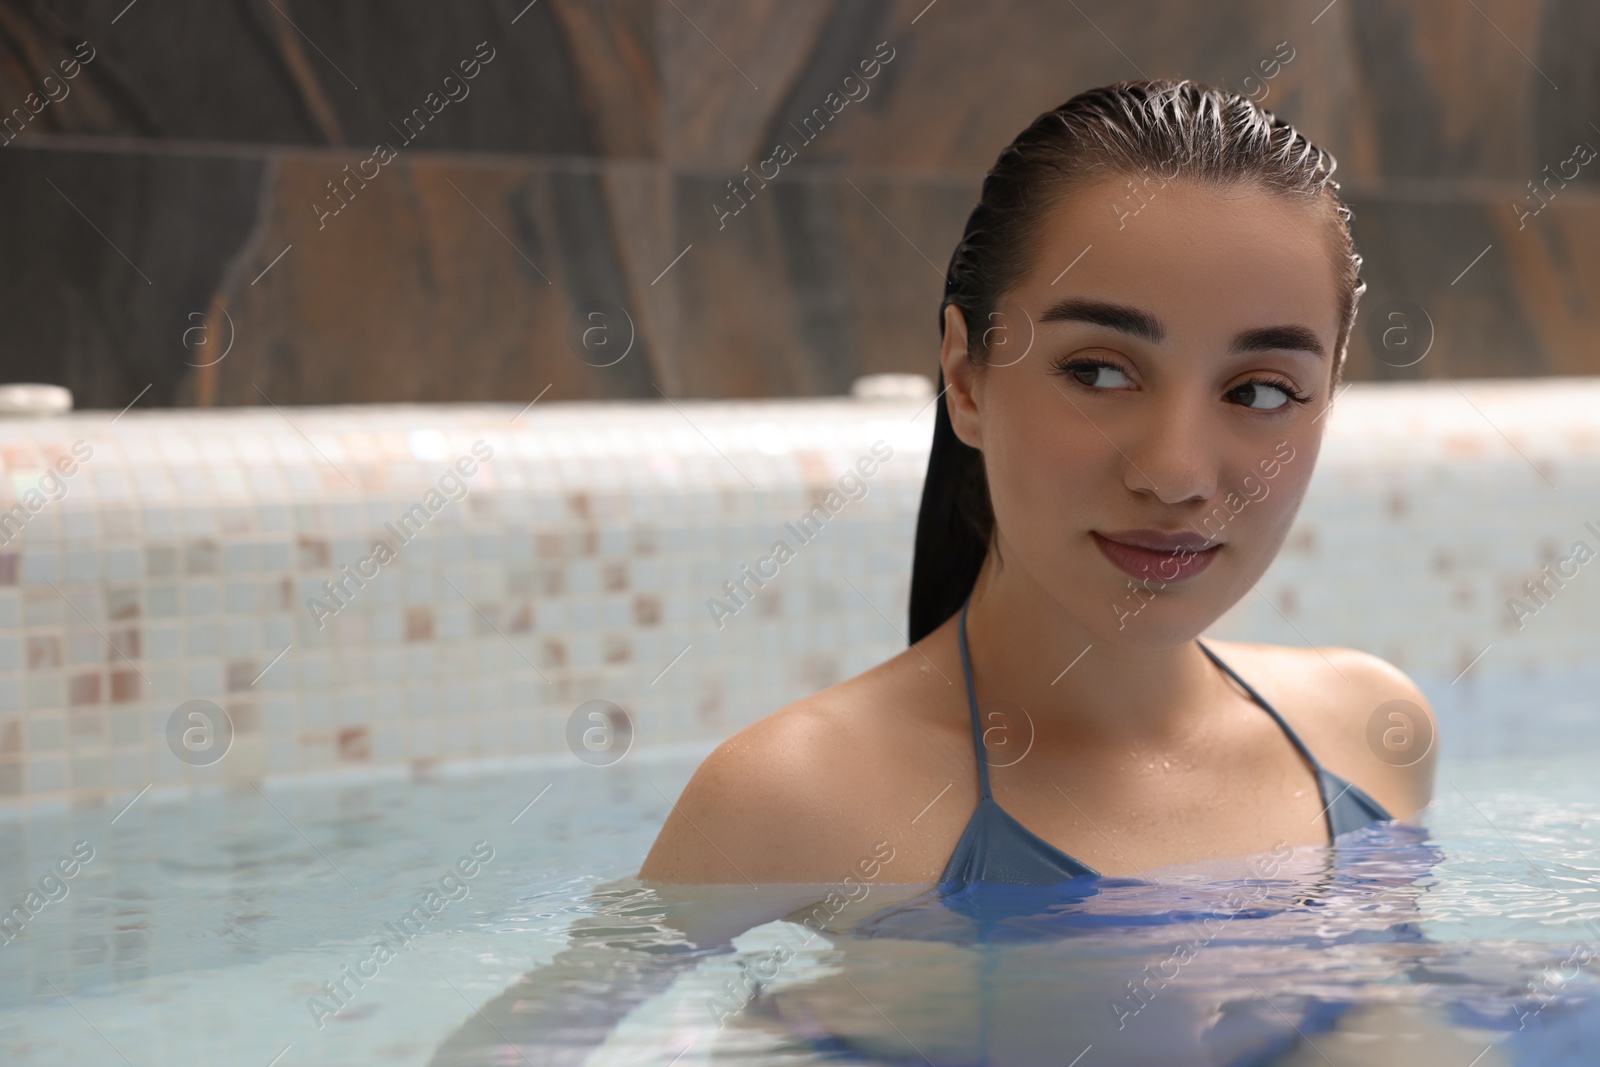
[939,594,1394,890]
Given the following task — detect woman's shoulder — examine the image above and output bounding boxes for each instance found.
[637,643,969,884]
[1200,638,1438,821]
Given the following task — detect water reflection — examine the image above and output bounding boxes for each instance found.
[3,756,1600,1064]
[429,823,1600,1066]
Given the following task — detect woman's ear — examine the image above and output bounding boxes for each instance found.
[939,303,983,450]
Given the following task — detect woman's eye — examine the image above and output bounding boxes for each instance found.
[1066,362,1131,389]
[1229,381,1293,410]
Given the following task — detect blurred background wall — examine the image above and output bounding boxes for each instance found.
[0,0,1595,411]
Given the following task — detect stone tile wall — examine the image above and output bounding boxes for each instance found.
[0,0,1594,408]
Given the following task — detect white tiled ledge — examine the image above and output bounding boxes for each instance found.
[0,378,1594,810]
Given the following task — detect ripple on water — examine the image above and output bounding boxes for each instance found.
[6,754,1600,1065]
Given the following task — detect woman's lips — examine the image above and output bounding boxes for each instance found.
[1092,530,1221,582]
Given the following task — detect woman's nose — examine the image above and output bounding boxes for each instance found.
[1120,398,1218,505]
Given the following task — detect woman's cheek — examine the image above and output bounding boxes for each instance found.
[1244,438,1317,547]
[985,414,1049,539]
[994,411,1100,556]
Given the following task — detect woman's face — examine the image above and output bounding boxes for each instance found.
[942,178,1344,648]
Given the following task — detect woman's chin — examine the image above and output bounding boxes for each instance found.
[1096,615,1217,651]
[1067,582,1228,650]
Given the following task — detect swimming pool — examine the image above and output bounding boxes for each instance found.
[4,742,1600,1066]
[2,383,1598,1064]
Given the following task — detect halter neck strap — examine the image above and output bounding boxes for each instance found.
[1195,638,1324,772]
[956,592,994,801]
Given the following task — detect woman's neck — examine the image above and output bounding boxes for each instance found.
[960,550,1232,748]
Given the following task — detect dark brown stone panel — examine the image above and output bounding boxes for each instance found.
[1345,0,1540,185]
[199,153,663,406]
[277,0,601,155]
[0,143,266,408]
[659,0,835,167]
[770,178,862,394]
[1342,195,1546,382]
[667,168,970,398]
[1499,196,1600,379]
[16,0,610,155]
[597,162,678,389]
[756,0,899,167]
[7,1,1595,187]
[15,0,331,143]
[669,170,821,397]
[546,0,662,159]
[0,4,162,138]
[837,174,971,379]
[1533,0,1600,185]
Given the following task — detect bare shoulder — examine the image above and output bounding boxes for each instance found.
[637,648,958,885]
[1202,639,1438,821]
[636,691,855,884]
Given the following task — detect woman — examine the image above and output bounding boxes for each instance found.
[640,79,1436,892]
[431,80,1464,1067]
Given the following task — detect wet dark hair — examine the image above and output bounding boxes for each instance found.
[908,78,1366,643]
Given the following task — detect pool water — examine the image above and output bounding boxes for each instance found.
[4,747,1600,1066]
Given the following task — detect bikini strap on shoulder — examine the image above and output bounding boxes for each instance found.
[957,593,994,801]
[1195,638,1323,772]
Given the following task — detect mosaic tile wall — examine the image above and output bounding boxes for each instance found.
[0,378,1596,812]
[0,398,932,813]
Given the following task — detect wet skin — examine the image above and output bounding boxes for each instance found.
[640,178,1437,888]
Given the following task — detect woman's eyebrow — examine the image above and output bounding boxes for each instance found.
[1231,324,1326,359]
[1037,297,1325,358]
[1038,298,1163,343]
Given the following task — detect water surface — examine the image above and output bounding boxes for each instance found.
[2,751,1598,1065]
